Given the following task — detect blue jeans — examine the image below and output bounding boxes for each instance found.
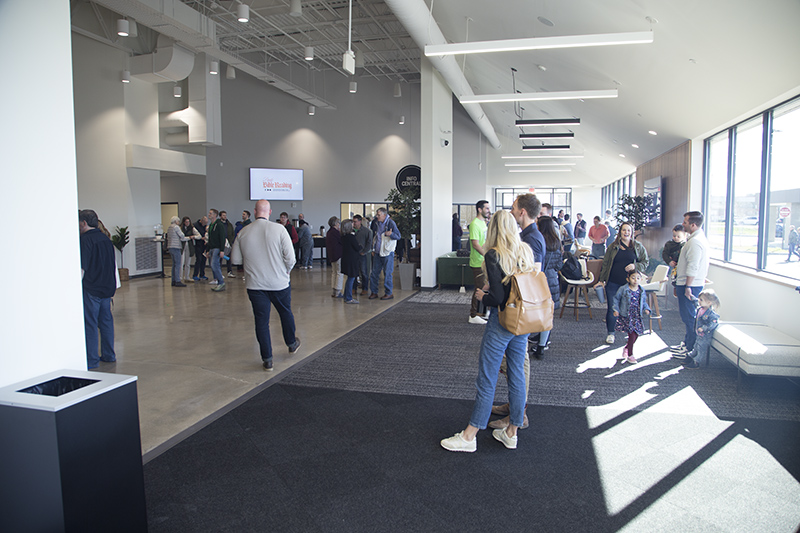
[592,243,606,258]
[344,276,356,301]
[470,311,528,429]
[690,332,713,365]
[247,287,297,363]
[83,291,115,368]
[538,330,551,347]
[169,248,182,282]
[677,285,702,349]
[370,252,394,296]
[605,282,623,334]
[210,248,224,284]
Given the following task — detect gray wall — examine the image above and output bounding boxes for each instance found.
[452,98,489,204]
[205,72,422,226]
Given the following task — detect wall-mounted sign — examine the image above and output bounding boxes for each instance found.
[395,165,421,193]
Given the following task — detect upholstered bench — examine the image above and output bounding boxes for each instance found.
[711,322,800,383]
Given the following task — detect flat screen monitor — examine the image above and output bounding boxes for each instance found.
[643,176,662,228]
[249,168,303,201]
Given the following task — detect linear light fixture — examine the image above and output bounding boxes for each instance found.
[519,132,575,139]
[502,155,584,159]
[509,168,572,173]
[516,118,580,127]
[522,145,571,151]
[425,31,653,57]
[460,89,616,105]
[504,163,576,167]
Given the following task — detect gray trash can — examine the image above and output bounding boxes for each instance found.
[0,370,147,532]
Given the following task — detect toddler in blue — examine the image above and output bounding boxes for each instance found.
[673,289,720,369]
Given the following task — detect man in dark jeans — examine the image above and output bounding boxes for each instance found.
[193,216,208,280]
[231,200,300,371]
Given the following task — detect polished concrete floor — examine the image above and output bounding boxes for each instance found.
[95,260,413,462]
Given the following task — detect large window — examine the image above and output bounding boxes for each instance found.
[494,187,572,216]
[601,173,635,217]
[703,94,800,280]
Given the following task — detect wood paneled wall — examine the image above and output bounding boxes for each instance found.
[636,141,692,258]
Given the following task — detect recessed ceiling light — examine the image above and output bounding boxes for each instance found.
[649,130,658,135]
[537,16,554,27]
[631,143,639,148]
[537,64,547,71]
[645,16,659,24]
[689,58,697,64]
[619,154,626,158]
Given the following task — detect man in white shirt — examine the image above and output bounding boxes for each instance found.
[671,211,710,356]
[231,200,301,371]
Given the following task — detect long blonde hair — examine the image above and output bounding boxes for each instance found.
[483,209,536,283]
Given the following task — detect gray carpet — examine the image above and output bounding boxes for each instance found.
[282,296,800,422]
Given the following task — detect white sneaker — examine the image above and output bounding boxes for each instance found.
[441,432,477,453]
[209,280,218,285]
[227,272,235,278]
[605,334,615,344]
[484,309,490,319]
[469,316,488,325]
[492,428,518,450]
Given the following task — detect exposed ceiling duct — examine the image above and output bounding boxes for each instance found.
[130,34,195,83]
[384,0,501,149]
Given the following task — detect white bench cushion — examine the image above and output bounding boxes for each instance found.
[712,322,800,377]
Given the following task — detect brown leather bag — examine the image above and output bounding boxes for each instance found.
[498,270,554,335]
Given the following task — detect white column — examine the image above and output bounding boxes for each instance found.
[420,58,453,289]
[0,0,86,385]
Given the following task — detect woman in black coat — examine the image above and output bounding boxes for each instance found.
[340,219,362,304]
[534,216,563,358]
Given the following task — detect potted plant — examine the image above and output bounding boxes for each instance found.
[111,226,130,281]
[615,194,659,237]
[386,186,420,290]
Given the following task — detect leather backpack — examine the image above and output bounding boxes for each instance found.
[498,270,554,335]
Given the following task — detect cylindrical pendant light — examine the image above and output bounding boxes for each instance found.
[290,0,302,17]
[117,19,129,37]
[308,105,316,116]
[399,115,405,125]
[226,65,236,80]
[210,60,219,75]
[349,81,357,93]
[121,70,130,83]
[173,85,182,98]
[237,3,249,22]
[304,46,314,61]
[354,49,364,68]
[393,82,402,98]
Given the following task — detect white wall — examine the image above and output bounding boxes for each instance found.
[161,175,208,221]
[452,100,489,204]
[0,0,86,386]
[571,187,603,222]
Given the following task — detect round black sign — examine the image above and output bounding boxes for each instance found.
[395,165,421,192]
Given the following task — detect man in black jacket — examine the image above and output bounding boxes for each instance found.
[193,216,208,280]
[79,209,117,369]
[206,209,227,291]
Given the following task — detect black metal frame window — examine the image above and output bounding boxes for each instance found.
[494,187,572,216]
[601,172,635,216]
[702,94,800,281]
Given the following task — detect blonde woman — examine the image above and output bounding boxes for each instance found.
[441,210,537,453]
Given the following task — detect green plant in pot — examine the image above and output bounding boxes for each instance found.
[111,226,130,281]
[615,194,659,237]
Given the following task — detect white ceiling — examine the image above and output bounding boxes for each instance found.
[73,0,800,186]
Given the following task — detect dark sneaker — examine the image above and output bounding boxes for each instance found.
[263,360,273,371]
[683,358,700,369]
[380,294,394,300]
[289,338,301,354]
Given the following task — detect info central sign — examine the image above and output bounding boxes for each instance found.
[395,165,421,192]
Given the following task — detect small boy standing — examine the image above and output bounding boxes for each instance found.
[672,289,721,369]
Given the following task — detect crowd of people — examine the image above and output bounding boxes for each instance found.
[79,196,720,453]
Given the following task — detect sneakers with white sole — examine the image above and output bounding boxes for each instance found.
[605,333,615,344]
[492,428,518,450]
[441,432,477,453]
[469,316,488,325]
[669,342,686,353]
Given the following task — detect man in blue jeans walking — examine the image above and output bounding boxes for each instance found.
[369,207,401,300]
[231,200,301,371]
[670,211,710,356]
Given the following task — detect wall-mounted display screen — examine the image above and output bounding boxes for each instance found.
[249,168,304,201]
